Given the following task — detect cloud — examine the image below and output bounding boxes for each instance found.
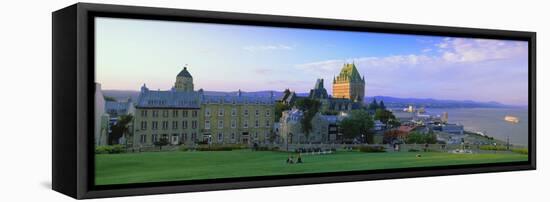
[436,38,528,63]
[243,44,294,52]
[294,38,528,105]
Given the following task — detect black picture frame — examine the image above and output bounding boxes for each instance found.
[52,3,536,199]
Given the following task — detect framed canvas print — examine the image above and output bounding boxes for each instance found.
[52,3,536,199]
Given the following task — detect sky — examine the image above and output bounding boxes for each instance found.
[95,17,529,106]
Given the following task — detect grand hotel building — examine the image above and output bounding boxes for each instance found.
[132,67,275,147]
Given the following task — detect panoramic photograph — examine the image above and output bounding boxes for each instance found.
[93,17,529,186]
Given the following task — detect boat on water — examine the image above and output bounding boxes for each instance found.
[504,115,520,123]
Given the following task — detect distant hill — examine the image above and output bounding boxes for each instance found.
[366,96,511,108]
[102,90,513,108]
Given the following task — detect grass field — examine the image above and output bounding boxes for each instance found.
[95,150,527,185]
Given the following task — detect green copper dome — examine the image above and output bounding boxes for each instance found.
[177,67,193,78]
[336,63,363,82]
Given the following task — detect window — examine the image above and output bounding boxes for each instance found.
[205,120,211,129]
[183,111,188,117]
[231,119,236,128]
[182,133,187,142]
[254,132,258,139]
[205,108,211,117]
[218,108,224,116]
[218,120,224,129]
[266,109,271,116]
[152,134,158,143]
[162,121,168,130]
[231,108,237,116]
[163,110,169,117]
[243,120,248,128]
[192,120,197,129]
[141,110,148,117]
[140,134,147,143]
[231,132,235,140]
[192,110,198,117]
[182,120,188,129]
[255,120,259,128]
[152,121,158,130]
[266,120,270,127]
[152,110,158,117]
[255,109,259,116]
[141,121,147,130]
[191,133,197,141]
[172,121,178,129]
[172,134,179,144]
[172,110,178,117]
[218,132,223,142]
[244,108,249,116]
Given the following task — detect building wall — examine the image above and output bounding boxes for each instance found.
[133,108,200,147]
[332,82,351,99]
[332,80,365,101]
[200,102,274,145]
[94,83,109,146]
[279,111,330,144]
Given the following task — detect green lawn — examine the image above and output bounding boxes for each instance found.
[95,150,527,185]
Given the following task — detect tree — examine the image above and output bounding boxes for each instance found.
[379,100,386,110]
[340,110,374,143]
[295,98,321,141]
[405,131,437,144]
[109,114,133,146]
[274,102,290,122]
[374,108,400,128]
[374,109,396,124]
[154,137,169,150]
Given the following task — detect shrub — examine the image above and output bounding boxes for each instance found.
[95,145,125,154]
[479,145,508,151]
[512,148,528,155]
[408,148,420,152]
[358,145,386,153]
[194,144,248,151]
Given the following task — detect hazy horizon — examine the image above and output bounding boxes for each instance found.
[95,17,529,106]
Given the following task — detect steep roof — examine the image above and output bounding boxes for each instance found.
[135,87,275,109]
[136,89,201,109]
[335,63,364,83]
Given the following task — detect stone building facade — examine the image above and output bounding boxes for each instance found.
[132,67,275,147]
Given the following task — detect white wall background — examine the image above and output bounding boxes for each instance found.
[0,0,546,201]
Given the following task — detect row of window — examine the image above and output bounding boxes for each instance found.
[140,120,198,130]
[138,131,267,144]
[139,133,198,144]
[140,109,198,118]
[204,99,271,105]
[204,119,271,129]
[204,108,271,117]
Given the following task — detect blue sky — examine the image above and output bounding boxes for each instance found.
[95,17,528,106]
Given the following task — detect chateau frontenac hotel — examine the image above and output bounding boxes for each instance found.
[100,63,366,147]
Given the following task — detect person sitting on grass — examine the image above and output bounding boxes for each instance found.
[286,154,294,164]
[296,153,303,164]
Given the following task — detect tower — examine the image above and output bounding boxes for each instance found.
[309,78,329,99]
[174,66,194,92]
[332,63,365,102]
